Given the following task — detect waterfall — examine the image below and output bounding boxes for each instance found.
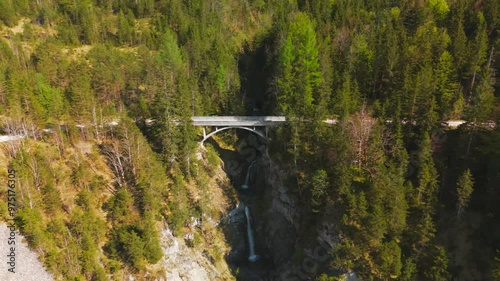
[241,160,255,189]
[245,206,259,262]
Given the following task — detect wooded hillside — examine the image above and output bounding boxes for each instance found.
[0,0,499,280]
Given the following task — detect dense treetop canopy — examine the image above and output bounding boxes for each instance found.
[0,0,498,280]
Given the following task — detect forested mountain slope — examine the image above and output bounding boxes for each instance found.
[0,0,499,281]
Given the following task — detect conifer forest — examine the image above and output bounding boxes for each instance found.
[0,0,499,280]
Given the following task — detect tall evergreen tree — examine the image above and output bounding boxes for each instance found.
[456,169,474,218]
[277,12,321,119]
[435,51,459,119]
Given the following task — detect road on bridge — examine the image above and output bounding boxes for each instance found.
[1,117,489,143]
[191,116,286,127]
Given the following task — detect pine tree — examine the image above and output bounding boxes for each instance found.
[118,10,133,45]
[310,169,329,212]
[415,132,439,213]
[277,12,321,119]
[141,211,163,264]
[427,0,450,22]
[67,62,94,122]
[33,73,64,122]
[424,246,451,281]
[400,258,418,281]
[174,74,197,176]
[409,65,439,130]
[468,12,489,92]
[456,169,474,218]
[435,51,458,119]
[467,63,495,122]
[0,0,18,27]
[334,74,361,119]
[450,11,468,77]
[160,28,184,72]
[276,12,322,174]
[376,240,403,279]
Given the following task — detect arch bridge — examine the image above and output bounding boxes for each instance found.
[191,116,286,144]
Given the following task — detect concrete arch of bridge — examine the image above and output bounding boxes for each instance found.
[201,126,268,144]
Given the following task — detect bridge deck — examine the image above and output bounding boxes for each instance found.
[191,116,286,127]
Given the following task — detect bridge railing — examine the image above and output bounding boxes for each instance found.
[191,116,286,127]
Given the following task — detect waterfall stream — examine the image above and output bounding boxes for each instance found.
[213,139,271,279]
[245,206,259,262]
[241,160,255,189]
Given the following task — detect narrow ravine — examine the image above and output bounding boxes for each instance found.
[207,136,275,281]
[215,41,287,280]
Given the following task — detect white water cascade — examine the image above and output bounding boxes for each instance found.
[241,160,255,189]
[244,206,259,262]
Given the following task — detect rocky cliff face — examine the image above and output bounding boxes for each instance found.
[255,156,300,266]
[251,154,339,281]
[165,142,340,281]
[160,226,231,281]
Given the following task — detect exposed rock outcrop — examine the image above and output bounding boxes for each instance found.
[160,226,233,281]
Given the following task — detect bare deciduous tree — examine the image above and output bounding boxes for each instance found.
[344,109,376,170]
[102,141,126,188]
